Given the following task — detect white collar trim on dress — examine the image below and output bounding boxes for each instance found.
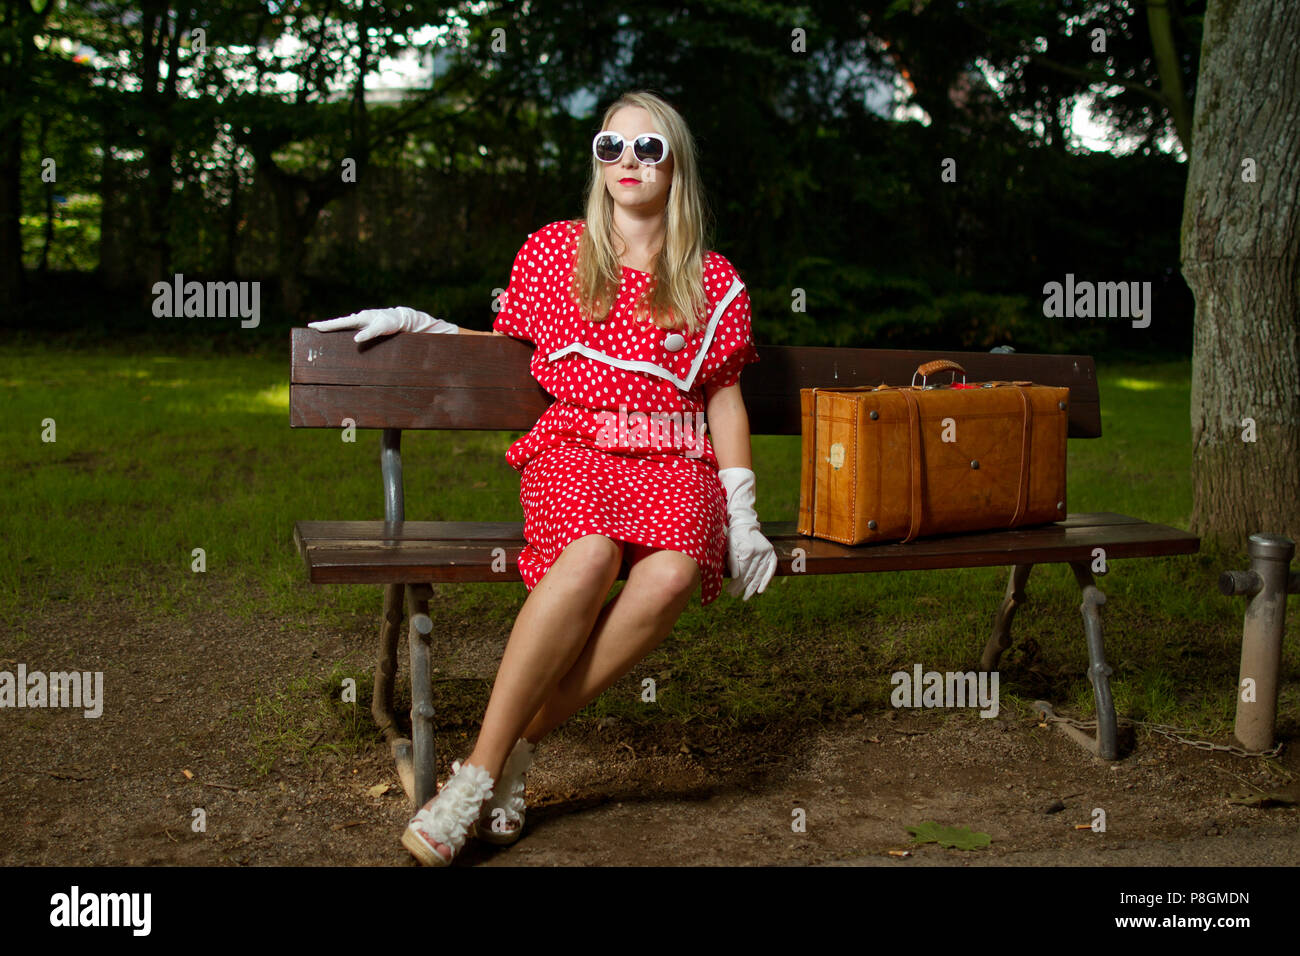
[546,277,744,392]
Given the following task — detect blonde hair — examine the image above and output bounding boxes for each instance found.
[568,90,713,334]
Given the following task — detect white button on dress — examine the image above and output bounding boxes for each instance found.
[664,332,686,352]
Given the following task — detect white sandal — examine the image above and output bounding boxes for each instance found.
[402,760,495,866]
[473,737,536,845]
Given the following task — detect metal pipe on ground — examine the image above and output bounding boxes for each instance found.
[1219,533,1296,753]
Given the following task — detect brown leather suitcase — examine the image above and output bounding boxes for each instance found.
[797,359,1068,545]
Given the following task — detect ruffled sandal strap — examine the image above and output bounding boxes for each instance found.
[411,761,495,848]
[481,739,536,820]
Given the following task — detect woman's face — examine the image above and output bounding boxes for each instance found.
[601,105,673,213]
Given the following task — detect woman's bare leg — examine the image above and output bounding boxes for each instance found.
[459,533,624,783]
[418,534,626,859]
[519,545,701,743]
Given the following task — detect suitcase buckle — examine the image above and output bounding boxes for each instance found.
[911,369,966,388]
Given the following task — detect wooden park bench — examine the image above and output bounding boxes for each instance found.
[290,329,1201,807]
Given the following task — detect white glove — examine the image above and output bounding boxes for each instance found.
[308,307,459,344]
[718,467,777,601]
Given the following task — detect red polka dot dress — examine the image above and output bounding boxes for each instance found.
[491,219,761,606]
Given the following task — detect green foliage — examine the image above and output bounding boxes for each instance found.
[751,264,1107,352]
[906,821,992,850]
[20,195,100,272]
[3,0,1198,356]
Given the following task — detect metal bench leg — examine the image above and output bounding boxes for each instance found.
[981,563,1034,671]
[406,583,437,808]
[1068,561,1118,760]
[374,583,416,807]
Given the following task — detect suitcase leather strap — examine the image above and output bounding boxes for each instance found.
[1010,385,1031,527]
[900,390,923,542]
[894,382,1033,542]
[808,387,820,534]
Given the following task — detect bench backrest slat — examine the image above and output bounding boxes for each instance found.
[290,329,1102,437]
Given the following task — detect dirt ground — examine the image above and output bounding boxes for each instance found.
[2,584,1297,867]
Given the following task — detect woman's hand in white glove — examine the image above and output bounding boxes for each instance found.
[308,306,459,344]
[718,467,777,601]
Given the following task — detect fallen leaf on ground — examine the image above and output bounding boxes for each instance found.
[1226,790,1297,808]
[181,769,194,779]
[906,821,990,850]
[367,783,391,797]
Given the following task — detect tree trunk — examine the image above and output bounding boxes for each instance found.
[139,138,174,283]
[268,174,330,317]
[1182,0,1300,554]
[0,116,23,306]
[0,0,53,308]
[38,111,52,274]
[136,1,189,286]
[98,136,133,291]
[1147,0,1193,154]
[223,163,241,276]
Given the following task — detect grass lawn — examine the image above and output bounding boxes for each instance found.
[2,341,1295,751]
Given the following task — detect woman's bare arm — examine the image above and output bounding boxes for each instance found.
[704,382,753,471]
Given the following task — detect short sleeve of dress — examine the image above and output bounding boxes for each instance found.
[698,271,760,391]
[492,236,537,343]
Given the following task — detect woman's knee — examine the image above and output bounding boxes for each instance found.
[629,551,700,604]
[555,534,624,589]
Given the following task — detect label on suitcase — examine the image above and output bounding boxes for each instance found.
[797,359,1068,545]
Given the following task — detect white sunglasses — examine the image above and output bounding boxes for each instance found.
[592,130,671,166]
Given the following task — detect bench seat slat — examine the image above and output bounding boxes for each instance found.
[294,513,1199,585]
[295,511,1150,542]
[295,520,529,540]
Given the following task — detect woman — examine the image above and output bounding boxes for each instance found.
[311,90,778,865]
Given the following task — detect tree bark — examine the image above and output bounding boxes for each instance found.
[38,111,52,274]
[0,0,54,306]
[136,2,191,284]
[221,155,243,277]
[0,114,23,304]
[1182,0,1300,554]
[268,175,326,317]
[244,0,374,317]
[97,133,132,291]
[258,159,344,316]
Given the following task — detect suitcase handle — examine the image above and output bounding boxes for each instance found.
[911,359,966,388]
